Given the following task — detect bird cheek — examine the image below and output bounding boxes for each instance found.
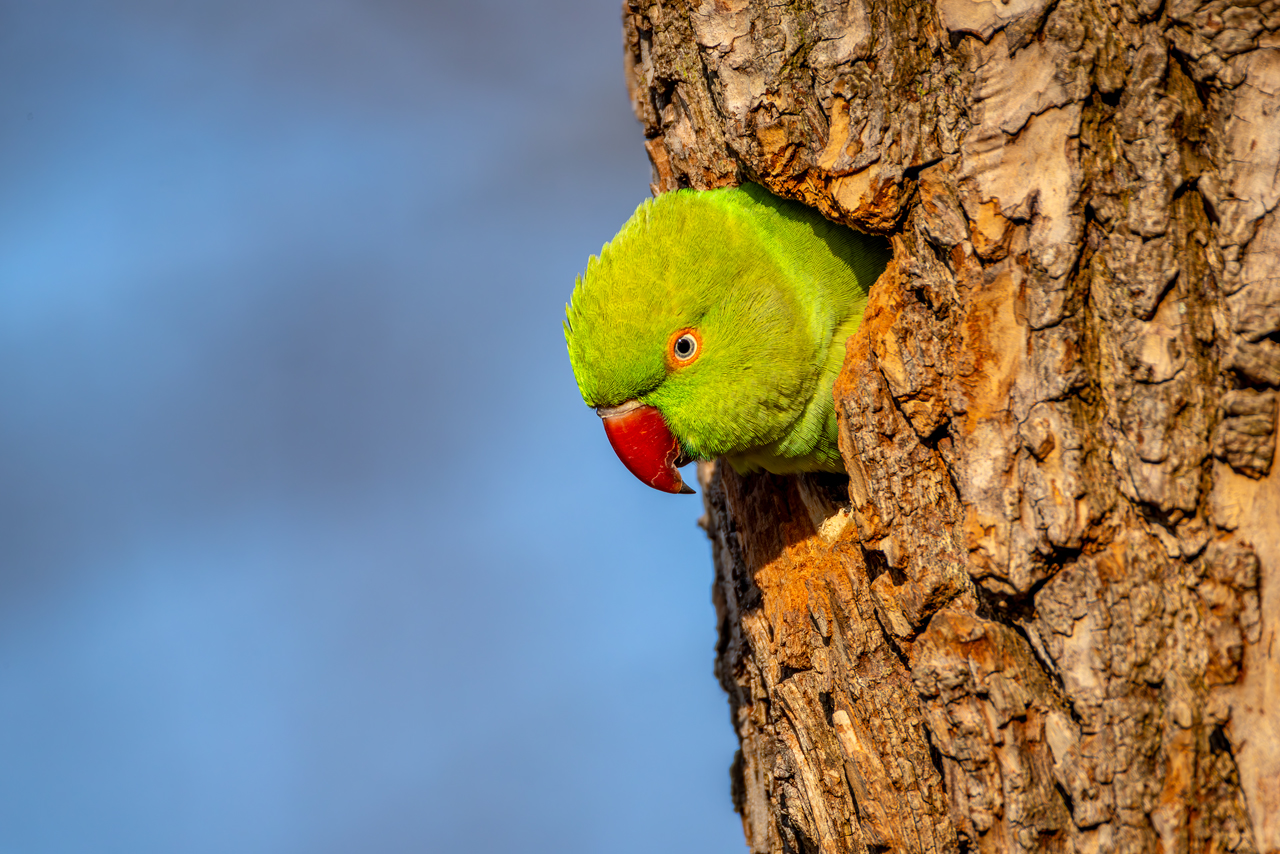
[598,402,695,494]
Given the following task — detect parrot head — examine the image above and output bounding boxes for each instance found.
[564,185,889,494]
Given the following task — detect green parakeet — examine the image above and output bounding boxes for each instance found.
[564,184,890,494]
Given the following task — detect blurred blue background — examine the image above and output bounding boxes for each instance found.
[0,2,744,851]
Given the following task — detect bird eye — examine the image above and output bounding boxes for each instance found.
[672,332,698,361]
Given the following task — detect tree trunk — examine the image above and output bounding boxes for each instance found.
[622,1,1280,852]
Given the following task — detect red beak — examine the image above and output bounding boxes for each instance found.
[597,401,695,494]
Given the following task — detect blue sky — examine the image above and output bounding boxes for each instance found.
[0,2,743,851]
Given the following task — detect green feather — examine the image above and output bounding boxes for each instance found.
[565,184,890,475]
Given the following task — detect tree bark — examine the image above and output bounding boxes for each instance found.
[622,1,1280,852]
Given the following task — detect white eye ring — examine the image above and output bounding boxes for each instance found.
[672,333,698,361]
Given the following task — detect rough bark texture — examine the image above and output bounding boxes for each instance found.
[622,1,1280,852]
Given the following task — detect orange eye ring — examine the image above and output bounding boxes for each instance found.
[666,327,702,368]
